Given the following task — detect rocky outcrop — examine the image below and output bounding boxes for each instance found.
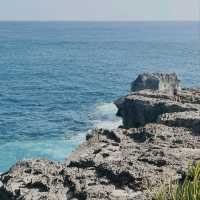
[115,89,198,128]
[131,73,180,96]
[64,125,200,199]
[0,73,200,200]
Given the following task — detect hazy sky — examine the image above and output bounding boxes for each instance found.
[0,0,199,21]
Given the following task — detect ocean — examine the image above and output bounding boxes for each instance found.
[0,21,199,172]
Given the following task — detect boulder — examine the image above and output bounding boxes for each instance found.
[131,73,180,96]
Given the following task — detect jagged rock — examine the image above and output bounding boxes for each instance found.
[0,159,68,200]
[2,123,200,200]
[131,73,180,95]
[179,88,200,104]
[115,90,197,128]
[158,111,200,133]
[63,124,200,199]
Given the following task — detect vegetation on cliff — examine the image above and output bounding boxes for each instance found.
[155,162,200,200]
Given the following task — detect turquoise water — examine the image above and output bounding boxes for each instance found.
[0,22,199,171]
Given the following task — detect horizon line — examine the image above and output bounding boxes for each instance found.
[0,20,199,23]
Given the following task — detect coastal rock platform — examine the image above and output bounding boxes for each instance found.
[0,73,200,200]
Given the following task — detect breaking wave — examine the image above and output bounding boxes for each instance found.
[91,102,122,130]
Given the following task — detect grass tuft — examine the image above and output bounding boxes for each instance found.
[154,162,200,200]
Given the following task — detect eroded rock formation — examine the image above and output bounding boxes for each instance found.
[0,73,200,200]
[115,89,199,128]
[131,73,180,96]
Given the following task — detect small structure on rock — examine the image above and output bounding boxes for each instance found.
[131,73,181,96]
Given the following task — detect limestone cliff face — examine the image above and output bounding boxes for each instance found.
[131,73,180,95]
[114,89,199,129]
[0,73,200,200]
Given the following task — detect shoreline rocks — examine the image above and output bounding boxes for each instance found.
[114,89,199,129]
[0,73,200,200]
[131,73,180,96]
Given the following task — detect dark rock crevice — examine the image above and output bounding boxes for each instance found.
[96,165,139,191]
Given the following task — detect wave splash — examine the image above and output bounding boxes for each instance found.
[92,102,122,130]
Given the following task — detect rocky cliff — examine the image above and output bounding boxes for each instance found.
[0,73,200,200]
[131,73,180,96]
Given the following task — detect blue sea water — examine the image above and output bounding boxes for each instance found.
[0,22,199,172]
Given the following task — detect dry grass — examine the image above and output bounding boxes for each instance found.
[154,162,200,200]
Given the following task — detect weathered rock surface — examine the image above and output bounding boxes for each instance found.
[0,160,68,200]
[64,125,200,199]
[115,89,199,128]
[158,111,200,133]
[0,73,200,200]
[131,73,180,95]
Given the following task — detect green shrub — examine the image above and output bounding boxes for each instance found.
[154,162,200,200]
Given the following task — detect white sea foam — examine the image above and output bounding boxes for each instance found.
[94,120,122,130]
[0,138,81,171]
[92,102,122,130]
